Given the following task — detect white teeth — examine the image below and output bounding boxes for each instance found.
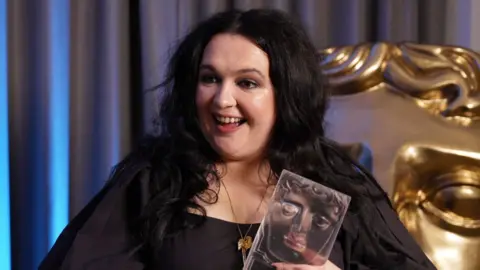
[215,116,243,124]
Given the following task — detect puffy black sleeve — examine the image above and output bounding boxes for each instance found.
[340,195,437,270]
[38,159,151,270]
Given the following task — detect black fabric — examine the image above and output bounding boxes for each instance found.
[39,158,437,270]
[153,213,344,270]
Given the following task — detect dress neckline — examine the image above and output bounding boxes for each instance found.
[186,212,262,226]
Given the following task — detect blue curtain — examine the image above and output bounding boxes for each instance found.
[3,1,143,269]
[0,0,9,269]
[1,0,474,269]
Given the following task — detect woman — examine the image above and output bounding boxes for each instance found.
[40,9,436,270]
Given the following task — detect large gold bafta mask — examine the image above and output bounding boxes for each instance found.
[320,42,480,270]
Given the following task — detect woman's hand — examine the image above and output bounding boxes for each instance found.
[270,244,341,270]
[272,260,340,270]
[272,262,323,269]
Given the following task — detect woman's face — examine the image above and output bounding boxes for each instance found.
[196,34,276,162]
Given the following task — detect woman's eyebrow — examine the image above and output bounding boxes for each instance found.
[199,64,265,78]
[237,68,265,79]
[199,64,216,72]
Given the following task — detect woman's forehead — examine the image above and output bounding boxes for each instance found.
[201,34,269,72]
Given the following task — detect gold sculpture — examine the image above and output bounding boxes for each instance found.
[320,42,480,270]
[393,144,480,270]
[320,42,480,127]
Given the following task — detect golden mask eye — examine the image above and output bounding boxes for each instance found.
[421,184,480,228]
[281,202,300,217]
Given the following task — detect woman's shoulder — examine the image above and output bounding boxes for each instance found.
[38,138,167,270]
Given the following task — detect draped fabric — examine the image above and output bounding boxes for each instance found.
[1,0,479,269]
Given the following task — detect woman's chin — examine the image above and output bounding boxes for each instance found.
[214,149,248,161]
[209,138,266,163]
[210,142,250,161]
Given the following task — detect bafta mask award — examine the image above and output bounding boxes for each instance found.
[244,170,350,269]
[320,42,480,270]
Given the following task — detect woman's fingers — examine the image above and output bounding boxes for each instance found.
[271,262,325,270]
[271,260,340,270]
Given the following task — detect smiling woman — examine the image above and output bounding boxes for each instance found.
[196,34,275,162]
[39,9,436,270]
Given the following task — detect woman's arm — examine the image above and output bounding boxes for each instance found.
[345,195,437,270]
[39,159,150,270]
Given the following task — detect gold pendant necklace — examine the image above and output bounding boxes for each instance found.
[238,235,253,262]
[220,179,266,266]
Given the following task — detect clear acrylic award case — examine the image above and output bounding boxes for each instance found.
[244,170,351,269]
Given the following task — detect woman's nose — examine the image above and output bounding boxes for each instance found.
[213,81,237,108]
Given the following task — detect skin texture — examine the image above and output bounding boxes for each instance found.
[195,34,340,270]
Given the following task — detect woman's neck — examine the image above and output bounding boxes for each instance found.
[191,160,276,224]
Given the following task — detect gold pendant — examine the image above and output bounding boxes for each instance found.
[238,236,253,264]
[237,236,253,251]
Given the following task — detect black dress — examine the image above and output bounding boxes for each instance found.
[155,214,345,270]
[39,158,437,270]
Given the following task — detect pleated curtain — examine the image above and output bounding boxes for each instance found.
[1,0,477,269]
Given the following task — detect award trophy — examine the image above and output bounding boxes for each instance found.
[244,170,350,269]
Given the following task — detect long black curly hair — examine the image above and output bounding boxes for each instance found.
[126,8,403,268]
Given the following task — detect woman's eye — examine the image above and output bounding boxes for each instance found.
[281,202,299,217]
[237,80,258,89]
[200,75,219,84]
